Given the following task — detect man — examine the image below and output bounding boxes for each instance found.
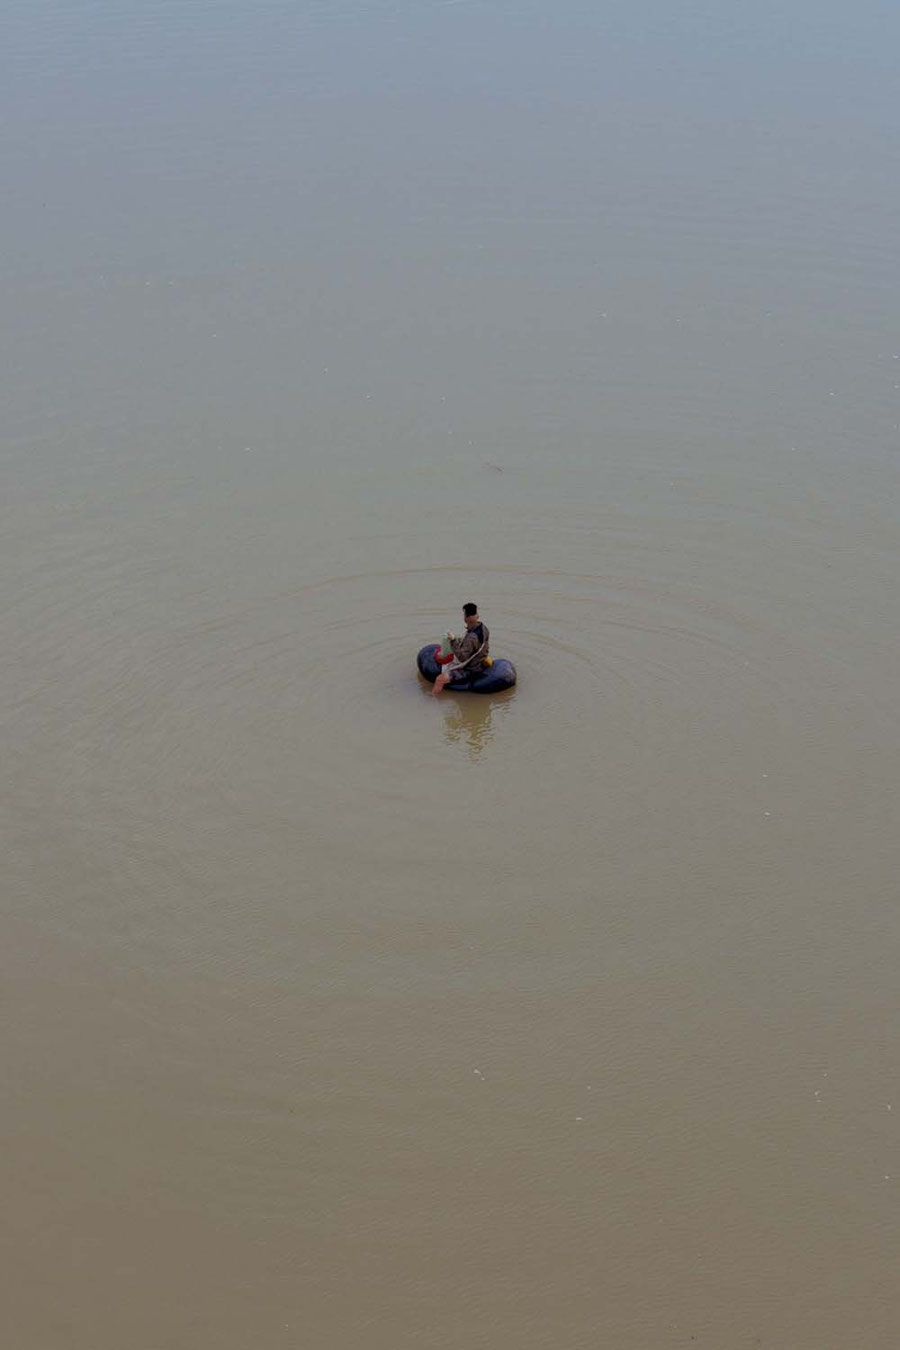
[432,602,490,695]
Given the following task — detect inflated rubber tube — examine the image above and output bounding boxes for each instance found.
[417,643,517,693]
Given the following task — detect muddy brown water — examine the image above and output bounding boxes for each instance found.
[3,2,899,1346]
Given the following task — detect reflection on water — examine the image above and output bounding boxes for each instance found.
[438,687,510,761]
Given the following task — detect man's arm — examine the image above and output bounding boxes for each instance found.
[450,631,477,662]
[452,630,489,669]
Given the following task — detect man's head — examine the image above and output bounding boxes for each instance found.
[463,601,479,629]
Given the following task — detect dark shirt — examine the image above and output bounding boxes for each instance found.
[450,622,490,675]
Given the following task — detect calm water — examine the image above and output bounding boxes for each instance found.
[3,3,900,1346]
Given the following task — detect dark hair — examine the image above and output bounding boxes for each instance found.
[462,602,478,618]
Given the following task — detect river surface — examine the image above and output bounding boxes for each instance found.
[3,3,900,1346]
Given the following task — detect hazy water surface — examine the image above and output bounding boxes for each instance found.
[3,3,900,1347]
